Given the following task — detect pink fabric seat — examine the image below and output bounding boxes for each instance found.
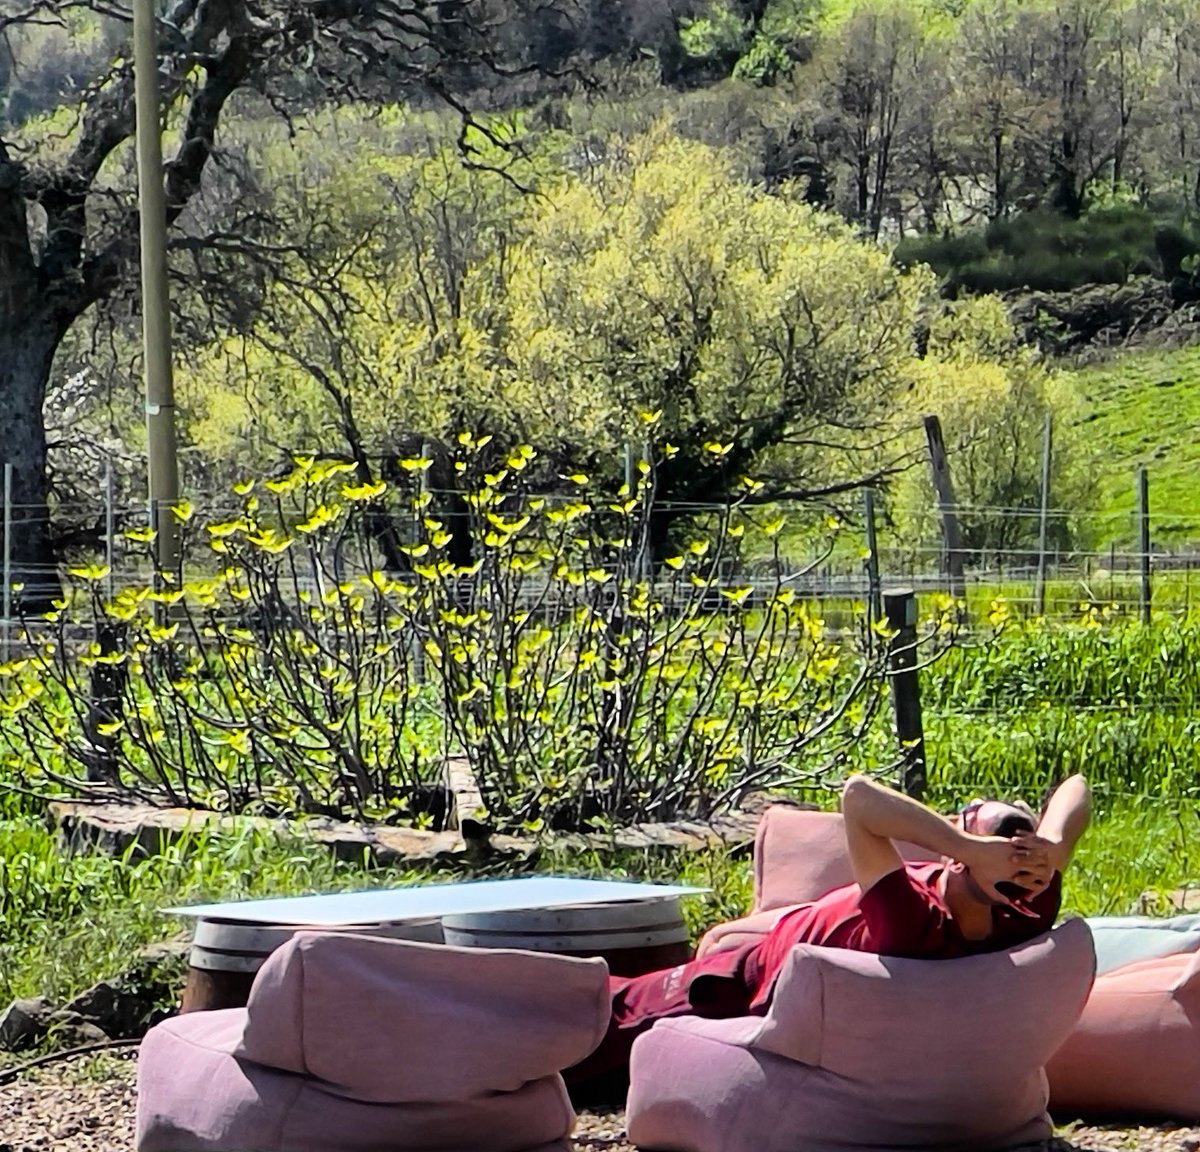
[136,931,611,1152]
[1047,949,1200,1121]
[697,807,933,957]
[627,917,1096,1152]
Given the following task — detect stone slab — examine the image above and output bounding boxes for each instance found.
[47,800,763,870]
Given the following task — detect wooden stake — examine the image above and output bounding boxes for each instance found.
[922,415,966,606]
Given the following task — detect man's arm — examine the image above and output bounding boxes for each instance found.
[841,774,1032,899]
[1027,774,1091,874]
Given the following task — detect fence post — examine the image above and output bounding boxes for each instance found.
[2,462,11,662]
[1035,415,1053,617]
[105,457,115,604]
[922,415,966,608]
[884,587,926,799]
[863,488,882,626]
[1136,466,1151,625]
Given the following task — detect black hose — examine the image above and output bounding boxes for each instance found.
[0,1038,140,1087]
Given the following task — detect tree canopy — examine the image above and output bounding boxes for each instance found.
[169,121,1077,561]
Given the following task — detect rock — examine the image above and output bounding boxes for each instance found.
[0,996,54,1051]
[63,981,153,1042]
[1006,275,1200,358]
[63,941,190,1040]
[44,1011,111,1047]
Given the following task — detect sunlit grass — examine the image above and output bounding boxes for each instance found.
[2,793,1189,1009]
[1065,344,1200,547]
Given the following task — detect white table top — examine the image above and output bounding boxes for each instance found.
[166,876,707,926]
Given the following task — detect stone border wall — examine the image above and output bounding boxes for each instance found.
[47,801,765,868]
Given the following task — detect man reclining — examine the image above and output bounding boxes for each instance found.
[565,773,1091,1102]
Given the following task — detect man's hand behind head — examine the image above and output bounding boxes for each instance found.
[956,833,1039,906]
[1001,832,1057,896]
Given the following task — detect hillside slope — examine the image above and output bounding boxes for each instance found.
[1066,345,1200,548]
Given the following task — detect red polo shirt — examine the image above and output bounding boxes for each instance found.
[744,861,1062,1010]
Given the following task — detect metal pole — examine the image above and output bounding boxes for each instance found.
[863,488,882,625]
[133,0,181,576]
[1035,415,1053,616]
[3,463,12,661]
[1137,466,1151,625]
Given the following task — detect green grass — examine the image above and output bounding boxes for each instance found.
[0,797,1185,1012]
[1065,344,1200,547]
[0,819,419,1005]
[0,812,755,1009]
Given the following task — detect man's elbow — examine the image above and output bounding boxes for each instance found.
[841,774,873,815]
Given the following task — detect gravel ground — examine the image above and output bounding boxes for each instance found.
[2,1051,1199,1152]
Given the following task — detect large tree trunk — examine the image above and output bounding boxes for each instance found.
[0,313,65,610]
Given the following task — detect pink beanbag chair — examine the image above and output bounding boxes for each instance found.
[628,917,1095,1152]
[697,808,932,957]
[1047,949,1200,1121]
[136,932,611,1152]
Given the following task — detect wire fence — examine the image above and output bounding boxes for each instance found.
[3,462,1200,626]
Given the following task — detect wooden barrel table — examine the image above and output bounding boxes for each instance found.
[440,899,692,977]
[180,917,445,1013]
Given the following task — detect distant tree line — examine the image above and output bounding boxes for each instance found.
[659,0,1200,240]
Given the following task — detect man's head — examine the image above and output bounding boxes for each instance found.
[958,798,1037,839]
[951,798,1041,905]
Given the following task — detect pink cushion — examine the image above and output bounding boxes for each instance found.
[695,807,931,958]
[136,933,611,1152]
[628,918,1095,1152]
[1046,950,1200,1120]
[755,808,933,911]
[238,931,610,1101]
[137,1019,575,1152]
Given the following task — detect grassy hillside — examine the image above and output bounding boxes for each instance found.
[1065,344,1200,549]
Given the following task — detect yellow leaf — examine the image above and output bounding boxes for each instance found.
[66,563,111,582]
[341,479,387,501]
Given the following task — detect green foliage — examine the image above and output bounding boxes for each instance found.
[185,124,1050,545]
[895,206,1193,293]
[886,295,1093,556]
[913,616,1200,813]
[0,445,894,829]
[728,0,822,84]
[0,818,384,1005]
[927,615,1200,712]
[678,2,751,64]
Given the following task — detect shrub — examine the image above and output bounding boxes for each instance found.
[897,205,1200,293]
[0,440,901,830]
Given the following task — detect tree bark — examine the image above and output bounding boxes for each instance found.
[0,312,67,608]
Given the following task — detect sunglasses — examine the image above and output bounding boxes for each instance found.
[958,798,985,833]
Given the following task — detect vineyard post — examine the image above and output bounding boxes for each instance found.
[1137,466,1151,625]
[884,587,926,800]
